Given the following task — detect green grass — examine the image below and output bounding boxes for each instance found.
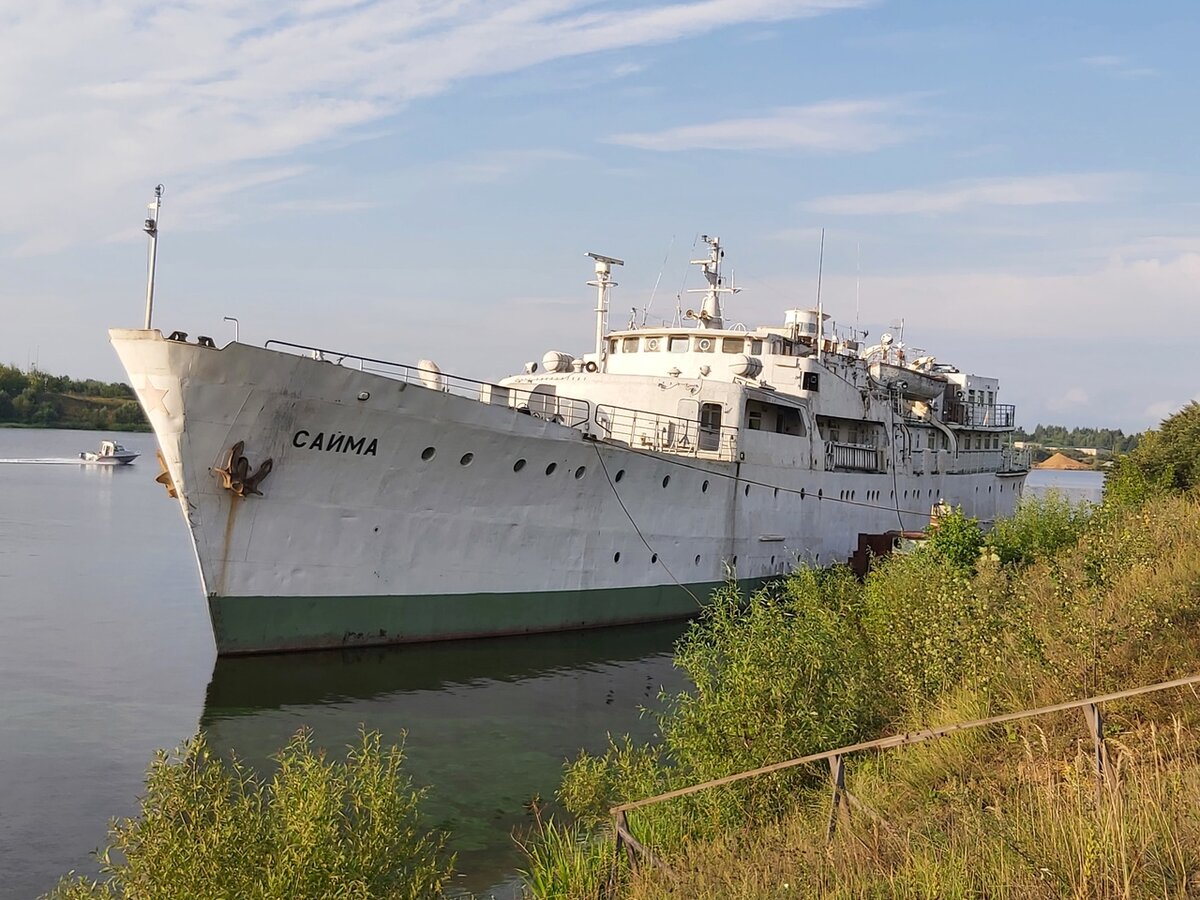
[523,483,1200,899]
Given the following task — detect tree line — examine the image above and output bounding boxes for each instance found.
[1013,422,1140,452]
[0,364,147,430]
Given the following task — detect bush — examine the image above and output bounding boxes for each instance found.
[47,729,454,900]
[987,491,1094,567]
[1103,402,1200,507]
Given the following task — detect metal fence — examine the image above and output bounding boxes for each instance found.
[594,403,739,461]
[264,339,595,426]
[611,672,1200,875]
[944,400,1016,428]
[825,441,885,473]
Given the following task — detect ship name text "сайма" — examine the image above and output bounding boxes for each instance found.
[292,430,378,456]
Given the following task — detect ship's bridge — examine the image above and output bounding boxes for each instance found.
[602,328,784,381]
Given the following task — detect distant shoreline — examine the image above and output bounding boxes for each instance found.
[0,422,151,433]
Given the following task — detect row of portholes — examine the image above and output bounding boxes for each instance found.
[610,550,702,566]
[420,446,1002,505]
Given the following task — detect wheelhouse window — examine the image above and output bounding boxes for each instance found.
[694,336,715,353]
[643,336,662,352]
[721,337,745,353]
[609,339,619,354]
[749,339,763,355]
[622,337,639,353]
[668,335,689,353]
[801,371,820,392]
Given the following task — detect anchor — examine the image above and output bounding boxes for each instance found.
[155,449,178,498]
[213,440,273,497]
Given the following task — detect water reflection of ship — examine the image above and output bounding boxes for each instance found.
[200,621,691,900]
[202,620,690,717]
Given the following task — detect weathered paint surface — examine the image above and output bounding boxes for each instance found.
[208,580,745,654]
[110,328,1025,655]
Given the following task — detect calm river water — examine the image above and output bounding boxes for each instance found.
[0,428,1103,898]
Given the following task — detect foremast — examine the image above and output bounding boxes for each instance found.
[687,235,737,329]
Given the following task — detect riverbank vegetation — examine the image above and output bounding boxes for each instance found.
[40,404,1199,898]
[0,364,147,430]
[523,401,1200,898]
[46,730,455,899]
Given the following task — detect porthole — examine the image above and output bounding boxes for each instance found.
[890,490,894,499]
[800,488,806,499]
[613,552,621,563]
[818,489,823,499]
[773,487,779,499]
[513,458,527,472]
[615,469,625,483]
[702,479,709,493]
[459,452,474,466]
[770,555,775,565]
[744,484,750,497]
[575,466,586,479]
[694,554,702,566]
[851,490,856,500]
[421,446,436,461]
[989,485,992,493]
[545,462,557,476]
[662,475,671,488]
[732,555,738,565]
[651,553,658,564]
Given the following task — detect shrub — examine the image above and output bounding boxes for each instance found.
[924,507,985,571]
[987,491,1094,567]
[46,729,454,899]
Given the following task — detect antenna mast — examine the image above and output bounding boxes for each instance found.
[686,234,737,329]
[143,184,164,330]
[815,228,825,364]
[587,252,624,373]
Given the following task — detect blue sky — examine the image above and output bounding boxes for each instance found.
[2,0,1197,430]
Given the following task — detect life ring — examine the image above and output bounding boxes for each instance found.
[584,361,598,373]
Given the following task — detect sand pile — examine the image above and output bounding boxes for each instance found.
[1035,451,1091,470]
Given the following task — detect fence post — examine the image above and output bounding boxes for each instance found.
[615,810,637,869]
[1082,702,1108,794]
[826,753,850,840]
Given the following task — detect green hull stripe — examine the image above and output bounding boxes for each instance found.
[209,580,761,655]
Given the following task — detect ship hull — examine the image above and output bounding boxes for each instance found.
[112,329,1024,655]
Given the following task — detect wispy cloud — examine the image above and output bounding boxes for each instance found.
[610,99,917,152]
[805,173,1131,215]
[0,0,872,254]
[1082,55,1157,78]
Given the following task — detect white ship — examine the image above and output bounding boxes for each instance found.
[112,198,1028,654]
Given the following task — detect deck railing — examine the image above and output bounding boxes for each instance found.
[263,339,740,460]
[594,404,739,461]
[263,340,592,427]
[825,441,885,473]
[943,400,1015,429]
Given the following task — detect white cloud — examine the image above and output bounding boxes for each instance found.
[1081,55,1156,78]
[1047,387,1089,412]
[0,0,870,254]
[805,173,1130,215]
[610,99,915,151]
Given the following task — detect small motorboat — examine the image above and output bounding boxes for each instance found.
[80,440,139,465]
